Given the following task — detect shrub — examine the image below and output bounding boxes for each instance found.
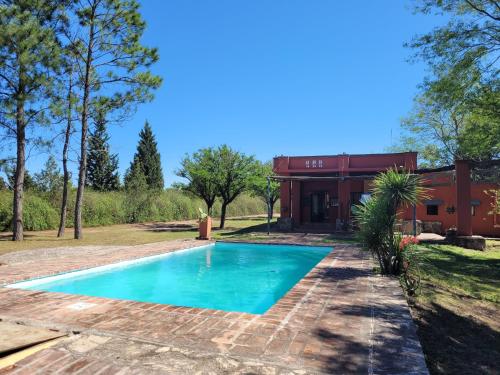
[0,189,269,231]
[0,191,59,231]
[353,169,426,275]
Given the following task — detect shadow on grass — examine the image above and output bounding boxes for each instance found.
[216,222,274,236]
[136,223,198,233]
[412,301,499,375]
[0,233,37,241]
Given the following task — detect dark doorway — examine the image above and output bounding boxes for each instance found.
[311,192,327,222]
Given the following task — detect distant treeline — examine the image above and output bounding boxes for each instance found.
[0,189,271,232]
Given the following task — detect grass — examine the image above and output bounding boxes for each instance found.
[409,241,500,375]
[0,217,271,255]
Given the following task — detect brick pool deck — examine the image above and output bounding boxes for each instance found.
[0,238,428,374]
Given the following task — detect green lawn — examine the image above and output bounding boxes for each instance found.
[0,217,272,255]
[410,241,500,375]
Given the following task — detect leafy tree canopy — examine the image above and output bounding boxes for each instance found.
[175,148,218,214]
[249,160,280,216]
[392,0,500,167]
[33,155,63,193]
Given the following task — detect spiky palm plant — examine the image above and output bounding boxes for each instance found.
[354,169,427,274]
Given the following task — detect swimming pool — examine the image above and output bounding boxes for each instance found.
[9,242,332,314]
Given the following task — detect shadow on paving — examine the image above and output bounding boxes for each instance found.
[412,301,500,375]
[316,302,427,374]
[313,266,373,282]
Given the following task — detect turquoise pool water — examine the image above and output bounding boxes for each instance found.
[14,242,331,314]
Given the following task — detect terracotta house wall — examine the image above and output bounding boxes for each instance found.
[402,172,500,237]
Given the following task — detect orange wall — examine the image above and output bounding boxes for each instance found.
[404,180,500,237]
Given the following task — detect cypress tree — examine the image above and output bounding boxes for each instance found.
[86,112,120,191]
[125,121,164,190]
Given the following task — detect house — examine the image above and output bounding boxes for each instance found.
[273,152,500,237]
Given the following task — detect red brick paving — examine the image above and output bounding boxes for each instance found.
[0,239,428,374]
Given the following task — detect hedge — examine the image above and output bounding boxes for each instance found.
[0,189,270,231]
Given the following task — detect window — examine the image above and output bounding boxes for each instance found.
[471,205,476,216]
[427,205,439,216]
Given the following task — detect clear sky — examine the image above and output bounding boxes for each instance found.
[23,0,446,186]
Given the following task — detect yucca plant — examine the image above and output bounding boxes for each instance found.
[353,169,427,275]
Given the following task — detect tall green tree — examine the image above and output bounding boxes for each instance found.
[175,148,218,214]
[125,121,163,190]
[249,161,280,218]
[213,145,255,229]
[409,0,499,83]
[33,155,63,193]
[70,0,162,239]
[395,0,500,166]
[86,110,120,191]
[0,0,66,240]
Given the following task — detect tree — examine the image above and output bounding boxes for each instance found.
[0,1,66,240]
[175,148,218,215]
[249,161,280,218]
[125,121,163,190]
[4,161,35,191]
[56,63,76,238]
[396,0,500,166]
[409,0,499,83]
[123,160,150,222]
[33,155,63,193]
[213,145,255,229]
[86,110,120,191]
[70,0,161,239]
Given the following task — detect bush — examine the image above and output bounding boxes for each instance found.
[0,189,269,231]
[353,169,426,275]
[0,191,58,231]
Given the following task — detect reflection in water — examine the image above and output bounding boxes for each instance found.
[206,248,211,268]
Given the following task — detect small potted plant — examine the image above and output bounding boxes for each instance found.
[198,208,211,240]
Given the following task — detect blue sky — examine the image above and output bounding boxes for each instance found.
[24,1,445,186]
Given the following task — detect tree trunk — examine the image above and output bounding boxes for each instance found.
[74,11,95,239]
[269,201,274,219]
[206,201,213,216]
[57,83,72,237]
[219,201,228,229]
[12,101,25,241]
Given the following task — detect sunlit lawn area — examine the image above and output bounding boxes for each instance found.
[410,241,500,375]
[0,217,273,255]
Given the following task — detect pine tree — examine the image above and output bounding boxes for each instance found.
[86,112,120,191]
[125,122,164,190]
[70,0,161,239]
[0,1,67,240]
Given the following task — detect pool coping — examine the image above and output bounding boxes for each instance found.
[4,241,334,318]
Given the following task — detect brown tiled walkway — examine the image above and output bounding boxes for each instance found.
[0,239,428,374]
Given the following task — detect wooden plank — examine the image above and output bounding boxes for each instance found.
[0,322,66,354]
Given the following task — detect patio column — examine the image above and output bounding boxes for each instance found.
[338,178,351,223]
[338,154,351,224]
[456,160,472,236]
[280,180,291,219]
[291,180,301,227]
